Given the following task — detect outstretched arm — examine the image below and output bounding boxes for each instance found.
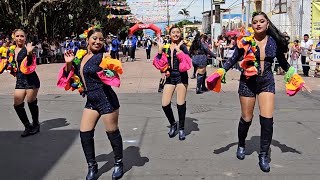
[202,42,216,57]
[223,46,244,71]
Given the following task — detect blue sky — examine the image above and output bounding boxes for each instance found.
[127,0,243,35]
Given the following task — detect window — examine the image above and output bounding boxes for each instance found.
[273,0,287,14]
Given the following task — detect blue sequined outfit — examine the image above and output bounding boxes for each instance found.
[14,47,40,89]
[72,53,120,114]
[223,36,290,97]
[157,44,190,85]
[190,42,216,68]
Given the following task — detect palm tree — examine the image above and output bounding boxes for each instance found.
[178,8,190,19]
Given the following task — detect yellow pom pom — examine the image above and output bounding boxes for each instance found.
[10,45,16,51]
[75,49,87,59]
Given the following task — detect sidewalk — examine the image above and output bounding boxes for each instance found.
[0,47,319,180]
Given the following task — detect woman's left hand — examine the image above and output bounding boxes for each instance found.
[26,42,35,55]
[175,41,184,52]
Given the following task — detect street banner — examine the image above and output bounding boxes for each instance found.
[311,1,320,37]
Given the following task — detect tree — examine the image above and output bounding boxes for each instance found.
[0,0,71,31]
[175,20,193,28]
[0,0,133,40]
[178,8,190,19]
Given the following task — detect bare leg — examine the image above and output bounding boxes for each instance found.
[80,108,100,179]
[162,84,178,137]
[176,83,188,140]
[236,96,256,160]
[196,67,206,94]
[257,92,275,172]
[101,109,124,179]
[26,88,40,131]
[13,89,33,137]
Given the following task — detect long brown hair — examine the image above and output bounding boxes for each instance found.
[252,11,289,53]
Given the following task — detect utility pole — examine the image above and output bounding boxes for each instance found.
[211,0,214,43]
[242,0,244,27]
[167,0,170,27]
[203,0,205,12]
[245,0,250,30]
[300,0,304,40]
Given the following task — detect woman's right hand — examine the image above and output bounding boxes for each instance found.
[157,37,164,54]
[64,50,75,63]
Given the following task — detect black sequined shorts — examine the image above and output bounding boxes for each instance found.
[238,71,275,97]
[165,71,188,85]
[85,86,120,115]
[15,72,40,89]
[192,55,208,68]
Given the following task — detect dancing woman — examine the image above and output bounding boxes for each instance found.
[189,33,216,94]
[57,26,124,180]
[206,12,311,172]
[1,29,40,137]
[153,25,192,140]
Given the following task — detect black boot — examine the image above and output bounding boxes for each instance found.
[158,78,165,93]
[259,115,273,172]
[196,73,204,94]
[237,117,252,160]
[177,102,186,141]
[28,99,40,135]
[162,103,177,138]
[14,102,32,137]
[80,130,98,180]
[201,72,208,92]
[107,129,124,180]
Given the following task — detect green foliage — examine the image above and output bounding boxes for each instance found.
[0,0,131,40]
[175,20,193,28]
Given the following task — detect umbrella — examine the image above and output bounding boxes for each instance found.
[225,30,240,37]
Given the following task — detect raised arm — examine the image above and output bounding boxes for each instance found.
[202,42,216,57]
[223,46,244,71]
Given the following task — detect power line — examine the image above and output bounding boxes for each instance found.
[227,0,240,9]
[185,0,197,10]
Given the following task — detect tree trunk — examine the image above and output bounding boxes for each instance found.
[2,0,14,14]
[27,0,69,24]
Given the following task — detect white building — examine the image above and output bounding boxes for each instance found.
[260,0,312,40]
[203,0,313,40]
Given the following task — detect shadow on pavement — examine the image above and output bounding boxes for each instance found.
[95,146,149,178]
[0,118,78,180]
[185,117,200,136]
[213,136,302,155]
[41,118,70,130]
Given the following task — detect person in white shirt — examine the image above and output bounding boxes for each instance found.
[300,34,313,76]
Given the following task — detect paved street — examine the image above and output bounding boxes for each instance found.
[0,47,320,180]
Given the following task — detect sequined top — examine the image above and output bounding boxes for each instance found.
[14,47,34,72]
[190,42,216,57]
[157,44,190,76]
[223,36,290,75]
[72,53,106,92]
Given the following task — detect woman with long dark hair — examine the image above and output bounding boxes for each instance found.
[189,33,216,94]
[207,12,311,172]
[57,27,124,180]
[5,29,40,137]
[153,25,192,140]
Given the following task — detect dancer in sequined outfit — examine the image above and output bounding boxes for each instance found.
[59,28,124,180]
[10,29,40,137]
[154,26,192,140]
[208,12,311,172]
